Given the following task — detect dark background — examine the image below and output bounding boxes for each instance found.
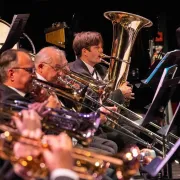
[0,0,179,111]
[1,0,180,58]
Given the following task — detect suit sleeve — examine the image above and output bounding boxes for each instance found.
[108,89,125,104]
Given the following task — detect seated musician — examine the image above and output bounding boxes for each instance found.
[68,31,136,151]
[0,49,35,104]
[0,108,79,180]
[1,106,155,180]
[0,48,119,179]
[0,48,155,180]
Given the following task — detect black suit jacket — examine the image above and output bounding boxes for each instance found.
[0,84,33,180]
[69,58,124,106]
[69,58,107,79]
[0,84,32,105]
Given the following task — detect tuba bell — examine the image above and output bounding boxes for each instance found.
[103,11,153,91]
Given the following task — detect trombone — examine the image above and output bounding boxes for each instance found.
[52,70,179,155]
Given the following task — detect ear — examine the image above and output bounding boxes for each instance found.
[8,69,14,82]
[82,48,89,56]
[38,63,43,69]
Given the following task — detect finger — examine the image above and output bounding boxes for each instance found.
[34,128,42,139]
[41,109,51,116]
[28,110,37,130]
[21,129,29,137]
[58,133,72,150]
[12,115,22,131]
[110,106,117,111]
[28,102,38,109]
[29,130,36,139]
[43,148,51,161]
[21,110,30,124]
[29,109,42,128]
[37,100,49,113]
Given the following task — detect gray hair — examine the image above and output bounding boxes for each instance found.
[34,46,66,68]
[0,49,19,83]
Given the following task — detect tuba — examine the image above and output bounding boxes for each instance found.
[104,11,153,91]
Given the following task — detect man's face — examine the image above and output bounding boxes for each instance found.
[12,52,34,92]
[40,54,69,83]
[85,43,103,66]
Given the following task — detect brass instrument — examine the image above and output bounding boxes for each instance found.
[32,70,178,155]
[104,11,153,90]
[0,101,101,146]
[0,124,143,180]
[31,78,88,111]
[61,69,113,98]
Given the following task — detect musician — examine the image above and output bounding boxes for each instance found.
[69,31,135,103]
[0,49,35,104]
[3,108,79,180]
[34,46,122,180]
[68,31,137,151]
[34,46,120,155]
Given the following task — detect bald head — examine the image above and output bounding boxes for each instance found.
[34,46,68,82]
[34,46,65,67]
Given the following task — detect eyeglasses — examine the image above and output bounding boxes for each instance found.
[42,62,68,71]
[12,67,35,73]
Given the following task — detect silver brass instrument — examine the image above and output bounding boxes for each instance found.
[0,101,101,146]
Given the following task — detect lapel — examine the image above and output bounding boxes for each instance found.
[0,84,31,103]
[94,63,108,80]
[69,58,108,80]
[69,58,92,77]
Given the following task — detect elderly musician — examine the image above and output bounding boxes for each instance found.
[33,46,119,156]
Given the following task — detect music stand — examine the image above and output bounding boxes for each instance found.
[142,131,180,177]
[143,49,180,86]
[0,14,30,54]
[157,102,180,137]
[140,64,180,179]
[141,64,179,127]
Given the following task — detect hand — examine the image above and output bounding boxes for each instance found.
[12,109,42,139]
[140,148,156,165]
[99,106,117,124]
[28,100,51,117]
[42,132,73,172]
[46,93,61,109]
[119,81,135,100]
[13,136,41,180]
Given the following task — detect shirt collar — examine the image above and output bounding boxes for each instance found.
[36,72,47,82]
[82,60,94,74]
[7,86,26,97]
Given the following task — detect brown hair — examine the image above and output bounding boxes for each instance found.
[73,31,103,58]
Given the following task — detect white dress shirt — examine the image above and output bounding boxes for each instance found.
[83,61,102,80]
[36,72,47,81]
[51,168,79,180]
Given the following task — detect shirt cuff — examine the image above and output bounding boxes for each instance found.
[50,168,79,180]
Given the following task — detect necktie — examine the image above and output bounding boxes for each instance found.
[92,69,99,80]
